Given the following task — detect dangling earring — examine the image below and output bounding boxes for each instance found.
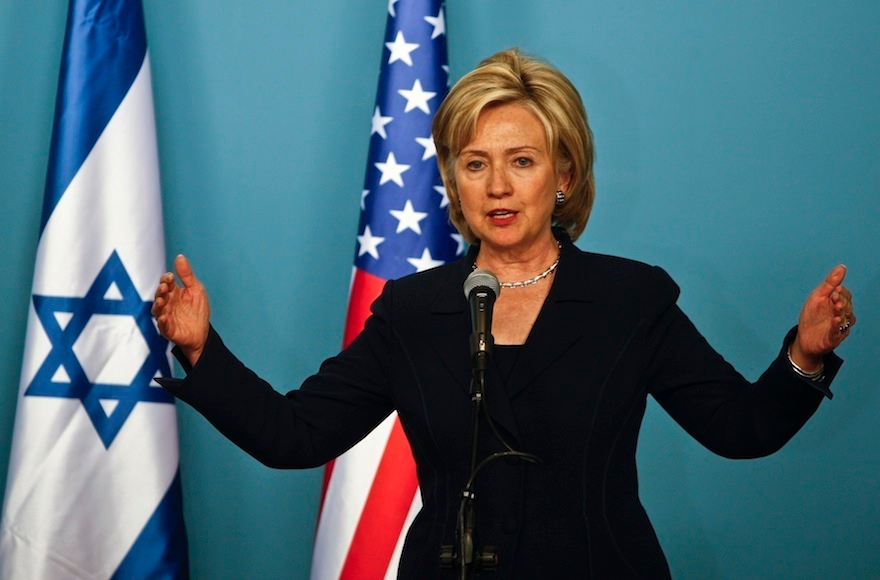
[555,190,566,206]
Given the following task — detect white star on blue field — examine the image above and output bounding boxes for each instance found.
[25,251,174,448]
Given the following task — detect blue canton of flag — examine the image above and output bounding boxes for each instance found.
[0,1,188,578]
[355,0,464,280]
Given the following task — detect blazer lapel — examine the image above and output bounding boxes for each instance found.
[504,240,597,399]
[429,252,523,443]
[429,257,473,396]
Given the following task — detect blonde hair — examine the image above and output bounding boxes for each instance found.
[433,49,595,244]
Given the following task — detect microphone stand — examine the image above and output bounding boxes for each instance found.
[462,351,499,578]
[439,321,498,578]
[442,273,538,576]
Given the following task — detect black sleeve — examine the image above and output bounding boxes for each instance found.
[643,266,842,459]
[156,283,398,469]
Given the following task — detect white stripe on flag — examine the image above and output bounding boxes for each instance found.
[384,490,422,580]
[310,414,396,580]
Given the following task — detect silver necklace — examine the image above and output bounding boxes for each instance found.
[474,242,562,289]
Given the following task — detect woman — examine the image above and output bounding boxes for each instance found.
[153,50,855,578]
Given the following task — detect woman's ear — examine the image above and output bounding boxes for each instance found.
[557,171,572,193]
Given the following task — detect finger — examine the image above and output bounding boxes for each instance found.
[814,264,846,301]
[174,254,200,288]
[155,272,170,292]
[831,287,853,304]
[833,294,855,321]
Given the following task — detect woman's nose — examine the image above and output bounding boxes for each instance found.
[487,167,511,197]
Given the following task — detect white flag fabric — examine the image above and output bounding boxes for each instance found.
[0,0,188,577]
[311,1,458,578]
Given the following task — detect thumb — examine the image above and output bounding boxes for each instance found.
[174,254,200,288]
[815,264,846,299]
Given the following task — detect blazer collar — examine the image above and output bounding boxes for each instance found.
[427,231,599,441]
[430,229,599,311]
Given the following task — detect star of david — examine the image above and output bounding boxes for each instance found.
[25,250,175,449]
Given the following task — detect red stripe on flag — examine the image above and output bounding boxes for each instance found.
[338,417,419,579]
[343,268,387,348]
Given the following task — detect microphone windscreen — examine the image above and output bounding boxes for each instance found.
[463,268,501,300]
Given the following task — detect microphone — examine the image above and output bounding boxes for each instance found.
[463,269,500,363]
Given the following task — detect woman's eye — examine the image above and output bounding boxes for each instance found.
[466,160,484,170]
[515,157,532,167]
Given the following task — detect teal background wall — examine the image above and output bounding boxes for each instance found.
[1,1,878,578]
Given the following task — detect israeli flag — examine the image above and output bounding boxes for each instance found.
[0,0,188,577]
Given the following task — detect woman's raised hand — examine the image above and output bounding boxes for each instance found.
[152,254,211,366]
[790,265,855,371]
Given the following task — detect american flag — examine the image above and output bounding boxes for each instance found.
[310,1,462,578]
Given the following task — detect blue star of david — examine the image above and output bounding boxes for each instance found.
[25,250,175,449]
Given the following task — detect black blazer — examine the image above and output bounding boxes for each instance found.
[161,233,840,579]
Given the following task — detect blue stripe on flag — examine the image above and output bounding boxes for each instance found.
[112,470,190,580]
[41,0,147,232]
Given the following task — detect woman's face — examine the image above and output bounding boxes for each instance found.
[454,102,569,255]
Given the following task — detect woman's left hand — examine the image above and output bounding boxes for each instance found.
[790,265,855,370]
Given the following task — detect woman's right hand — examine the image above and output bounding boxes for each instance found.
[152,254,211,366]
